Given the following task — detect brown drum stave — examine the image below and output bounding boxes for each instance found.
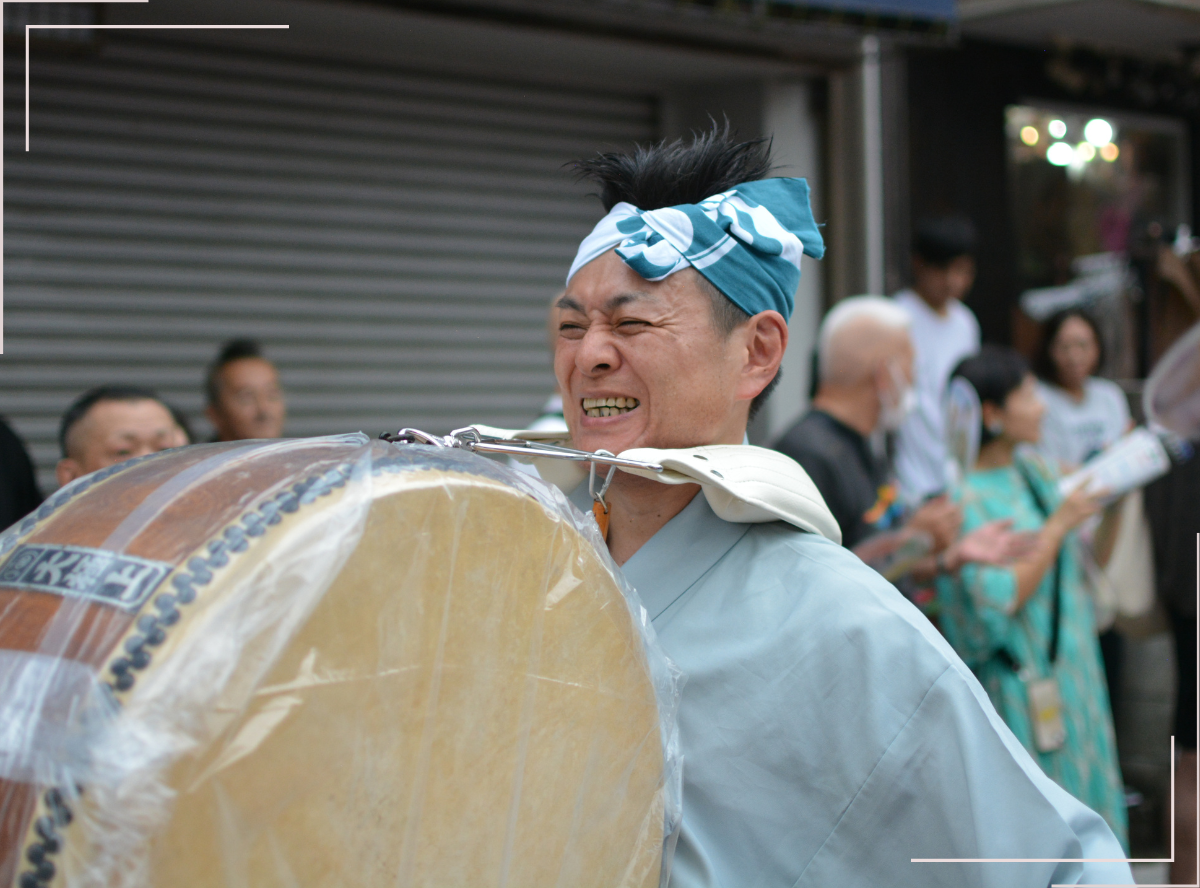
[0,434,671,888]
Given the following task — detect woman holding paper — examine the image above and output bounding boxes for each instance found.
[1034,308,1143,716]
[936,346,1128,849]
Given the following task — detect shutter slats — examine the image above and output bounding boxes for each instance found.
[16,83,651,152]
[19,112,604,175]
[98,41,652,120]
[26,68,651,139]
[7,337,548,367]
[7,214,584,256]
[4,159,607,219]
[5,267,564,295]
[10,134,600,197]
[3,36,656,492]
[5,241,586,278]
[6,288,556,324]
[6,312,548,346]
[3,192,598,237]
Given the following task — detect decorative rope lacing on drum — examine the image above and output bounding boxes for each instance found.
[0,450,171,561]
[102,461,358,695]
[1,455,166,888]
[15,461,357,888]
[15,789,72,888]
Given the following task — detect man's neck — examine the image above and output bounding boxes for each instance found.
[914,289,953,318]
[812,386,878,438]
[604,474,701,566]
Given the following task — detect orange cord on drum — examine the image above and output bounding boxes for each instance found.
[592,500,610,540]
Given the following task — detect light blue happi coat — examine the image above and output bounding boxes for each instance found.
[569,486,1131,888]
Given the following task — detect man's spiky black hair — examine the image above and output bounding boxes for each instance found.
[570,122,781,420]
[571,120,773,213]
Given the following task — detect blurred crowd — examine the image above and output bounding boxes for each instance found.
[0,337,287,529]
[773,217,1199,875]
[0,213,1196,873]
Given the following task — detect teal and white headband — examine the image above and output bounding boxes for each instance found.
[566,177,824,321]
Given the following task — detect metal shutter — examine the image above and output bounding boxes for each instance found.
[3,36,657,491]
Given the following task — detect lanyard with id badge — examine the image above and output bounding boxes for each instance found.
[1000,462,1068,753]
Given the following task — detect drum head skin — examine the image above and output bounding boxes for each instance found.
[0,436,673,888]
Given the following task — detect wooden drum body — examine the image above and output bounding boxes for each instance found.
[0,435,671,888]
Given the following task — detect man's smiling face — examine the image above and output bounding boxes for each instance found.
[554,250,751,456]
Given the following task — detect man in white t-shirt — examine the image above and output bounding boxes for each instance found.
[892,216,981,503]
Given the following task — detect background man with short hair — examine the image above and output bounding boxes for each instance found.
[205,338,286,441]
[56,385,189,486]
[892,215,981,503]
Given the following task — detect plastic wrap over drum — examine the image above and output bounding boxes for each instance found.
[0,434,681,888]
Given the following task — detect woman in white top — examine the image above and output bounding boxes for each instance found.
[1034,309,1133,740]
[1035,310,1130,470]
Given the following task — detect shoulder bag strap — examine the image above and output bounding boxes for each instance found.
[1015,460,1063,665]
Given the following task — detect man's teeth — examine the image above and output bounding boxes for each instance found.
[582,397,640,418]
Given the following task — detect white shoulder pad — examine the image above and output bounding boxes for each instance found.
[461,429,840,543]
[619,445,841,544]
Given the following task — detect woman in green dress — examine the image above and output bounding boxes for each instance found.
[936,346,1128,849]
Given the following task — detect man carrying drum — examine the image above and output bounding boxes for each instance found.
[551,128,1131,887]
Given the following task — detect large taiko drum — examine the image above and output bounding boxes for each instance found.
[0,435,673,888]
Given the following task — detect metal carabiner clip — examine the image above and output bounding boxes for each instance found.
[588,450,618,513]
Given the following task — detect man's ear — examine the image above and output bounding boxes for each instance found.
[870,359,889,397]
[56,458,83,487]
[737,310,788,401]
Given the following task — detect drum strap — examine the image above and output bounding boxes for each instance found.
[383,427,842,542]
[592,501,611,540]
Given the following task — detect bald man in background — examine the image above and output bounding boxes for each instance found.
[775,296,1024,589]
